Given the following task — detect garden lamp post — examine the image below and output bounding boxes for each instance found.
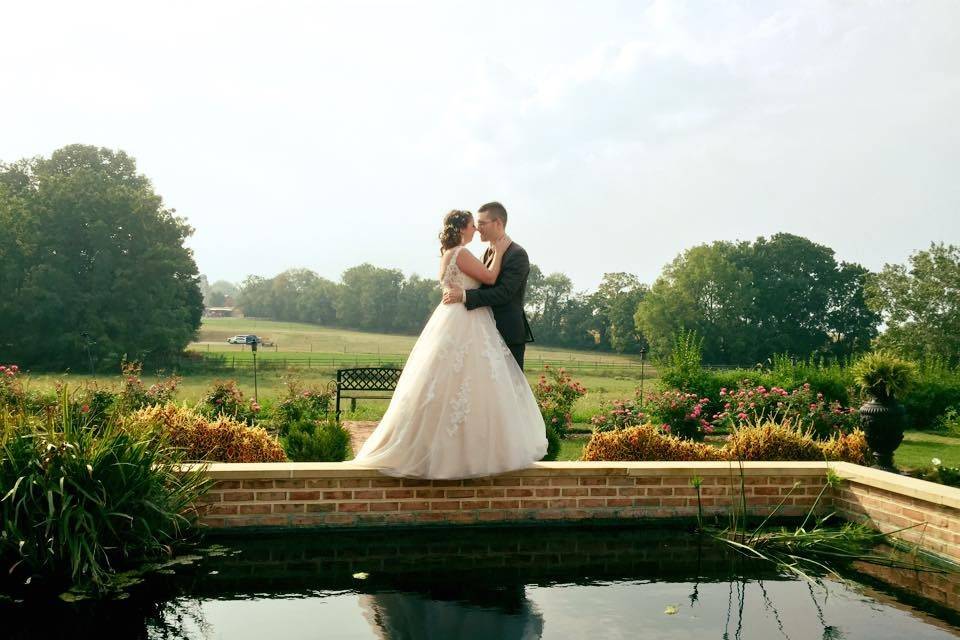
[639,347,646,405]
[80,331,95,378]
[251,338,259,402]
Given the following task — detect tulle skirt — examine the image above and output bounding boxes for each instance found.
[351,302,547,479]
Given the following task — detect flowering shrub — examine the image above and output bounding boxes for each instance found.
[126,404,286,463]
[644,390,713,440]
[272,377,331,435]
[197,379,259,425]
[0,364,24,408]
[712,383,859,439]
[533,366,586,438]
[590,396,646,433]
[115,359,181,413]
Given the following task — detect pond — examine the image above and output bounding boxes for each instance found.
[3,526,959,639]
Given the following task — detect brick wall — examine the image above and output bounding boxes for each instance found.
[196,461,832,529]
[831,462,960,565]
[192,461,960,566]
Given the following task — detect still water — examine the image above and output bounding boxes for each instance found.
[4,526,959,639]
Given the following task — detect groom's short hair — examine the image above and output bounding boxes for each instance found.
[478,201,508,226]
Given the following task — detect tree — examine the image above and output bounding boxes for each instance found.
[336,264,404,332]
[0,145,203,369]
[866,243,960,364]
[635,243,755,364]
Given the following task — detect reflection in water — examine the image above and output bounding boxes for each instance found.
[1,527,958,640]
[359,585,544,640]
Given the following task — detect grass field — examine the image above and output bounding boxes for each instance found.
[191,318,650,370]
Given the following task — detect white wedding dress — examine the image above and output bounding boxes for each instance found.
[351,245,548,479]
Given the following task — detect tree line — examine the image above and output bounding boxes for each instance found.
[2,145,955,370]
[234,236,958,367]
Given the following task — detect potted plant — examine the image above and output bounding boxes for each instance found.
[851,351,916,470]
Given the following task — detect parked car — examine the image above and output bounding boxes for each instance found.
[227,334,261,345]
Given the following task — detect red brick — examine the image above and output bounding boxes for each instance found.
[415,489,447,499]
[384,489,416,499]
[445,489,476,498]
[476,489,506,498]
[520,499,550,509]
[578,498,605,508]
[338,502,369,512]
[460,500,490,509]
[322,491,353,500]
[523,477,551,486]
[274,480,307,489]
[289,491,324,501]
[430,500,460,510]
[506,489,535,498]
[306,503,336,513]
[605,498,633,507]
[489,500,521,510]
[549,499,578,509]
[534,488,561,497]
[340,479,371,488]
[223,491,255,502]
[306,479,339,488]
[238,504,271,515]
[397,501,431,511]
[646,488,674,496]
[242,480,274,489]
[589,488,617,497]
[579,477,607,486]
[370,478,404,487]
[216,481,242,490]
[353,490,385,500]
[561,487,589,497]
[370,502,400,512]
[273,503,306,514]
[255,491,287,501]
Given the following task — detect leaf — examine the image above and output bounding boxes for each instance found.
[352,572,369,580]
[664,605,680,615]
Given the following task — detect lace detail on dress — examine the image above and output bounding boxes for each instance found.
[441,246,464,290]
[446,377,471,437]
[481,328,502,382]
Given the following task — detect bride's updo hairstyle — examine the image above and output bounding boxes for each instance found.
[439,209,473,255]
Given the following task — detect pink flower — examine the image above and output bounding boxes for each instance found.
[661,424,671,433]
[737,412,748,420]
[81,404,90,413]
[9,365,16,373]
[719,388,727,396]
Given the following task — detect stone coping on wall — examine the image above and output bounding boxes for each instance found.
[190,461,960,565]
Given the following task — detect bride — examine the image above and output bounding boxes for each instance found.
[351,210,548,479]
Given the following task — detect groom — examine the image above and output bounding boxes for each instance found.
[442,201,534,368]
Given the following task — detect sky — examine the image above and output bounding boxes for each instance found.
[2,0,958,292]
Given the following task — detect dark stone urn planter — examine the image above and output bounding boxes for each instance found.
[859,397,906,470]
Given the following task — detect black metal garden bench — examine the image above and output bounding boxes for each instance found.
[334,366,403,417]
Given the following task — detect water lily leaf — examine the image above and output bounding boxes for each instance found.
[664,605,679,615]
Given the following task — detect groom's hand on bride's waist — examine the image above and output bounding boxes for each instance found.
[442,286,465,305]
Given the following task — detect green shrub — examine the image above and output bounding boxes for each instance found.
[282,417,352,462]
[541,425,561,461]
[902,360,960,429]
[0,391,209,596]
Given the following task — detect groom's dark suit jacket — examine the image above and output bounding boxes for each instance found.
[465,242,534,345]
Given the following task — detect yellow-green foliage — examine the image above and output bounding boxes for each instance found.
[582,421,872,465]
[126,404,286,463]
[581,424,722,462]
